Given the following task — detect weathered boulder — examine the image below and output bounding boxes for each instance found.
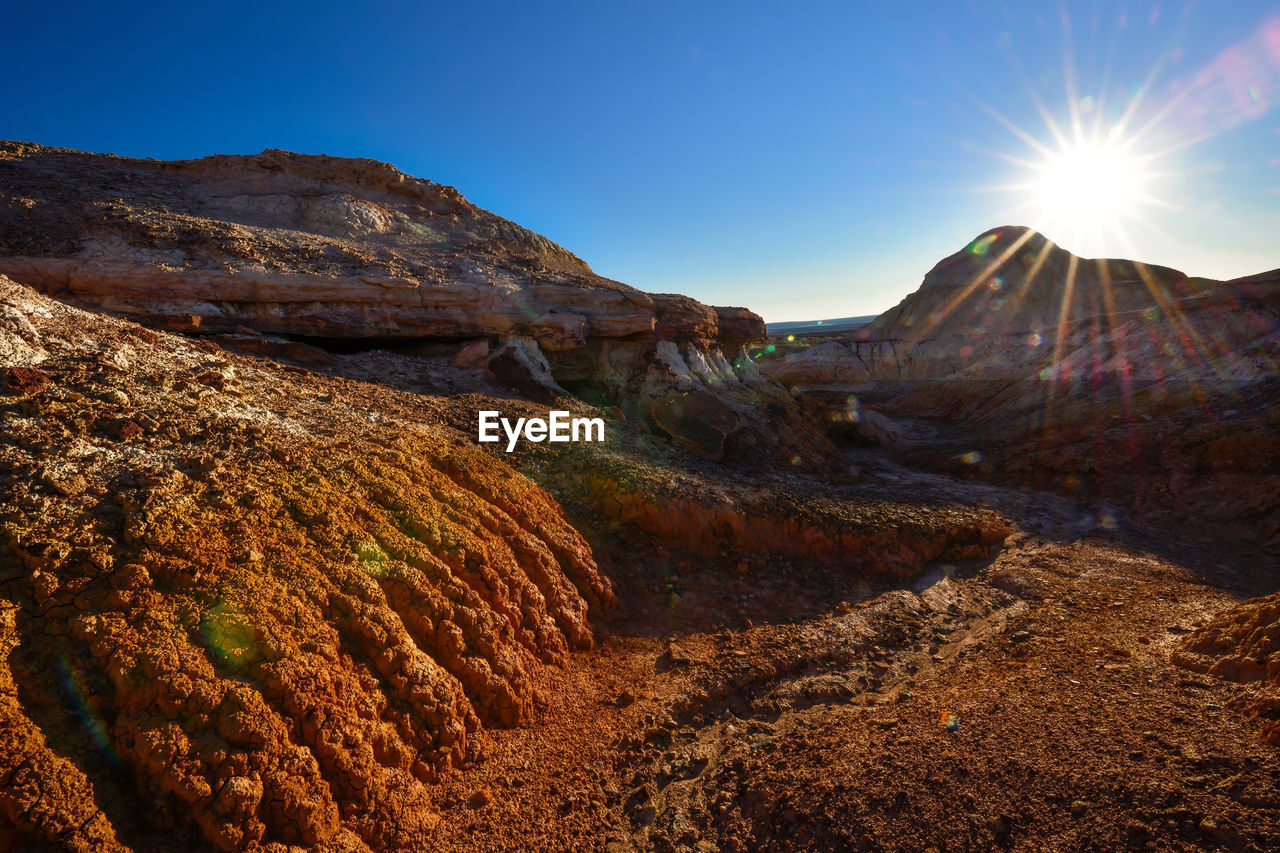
[486,337,565,403]
[857,408,905,448]
[649,390,742,459]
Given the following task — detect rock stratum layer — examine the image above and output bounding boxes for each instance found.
[0,141,809,466]
[765,226,1280,546]
[0,141,762,353]
[0,276,613,851]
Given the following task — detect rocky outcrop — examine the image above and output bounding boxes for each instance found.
[0,142,811,467]
[864,226,1195,343]
[0,276,613,850]
[571,473,1009,571]
[765,227,1277,387]
[766,340,875,386]
[1175,592,1280,744]
[0,141,762,355]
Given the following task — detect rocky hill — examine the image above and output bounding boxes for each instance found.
[0,142,846,467]
[763,226,1280,548]
[766,225,1275,386]
[0,141,761,384]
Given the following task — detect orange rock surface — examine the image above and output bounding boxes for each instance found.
[0,276,612,850]
[1176,591,1280,744]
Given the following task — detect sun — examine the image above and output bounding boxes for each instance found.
[1033,132,1149,231]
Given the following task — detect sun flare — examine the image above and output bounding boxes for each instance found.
[1033,134,1148,228]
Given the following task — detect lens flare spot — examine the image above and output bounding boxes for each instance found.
[355,540,390,578]
[969,232,999,256]
[940,711,960,732]
[987,276,1004,291]
[200,601,259,669]
[1028,332,1043,346]
[959,450,984,465]
[59,655,120,769]
[1099,514,1118,530]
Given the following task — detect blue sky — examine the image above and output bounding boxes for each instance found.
[6,1,1279,321]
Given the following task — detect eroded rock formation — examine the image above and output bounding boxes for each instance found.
[0,276,612,850]
[0,142,760,353]
[0,141,821,467]
[1175,592,1280,745]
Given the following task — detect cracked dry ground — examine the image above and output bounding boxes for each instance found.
[1,277,1278,853]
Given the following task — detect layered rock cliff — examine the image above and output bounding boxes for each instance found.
[0,142,803,464]
[0,140,760,364]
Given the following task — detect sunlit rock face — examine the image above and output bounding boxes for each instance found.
[0,276,613,850]
[765,228,1280,546]
[0,141,838,468]
[0,141,762,355]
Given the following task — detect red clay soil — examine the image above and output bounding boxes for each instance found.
[0,279,613,850]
